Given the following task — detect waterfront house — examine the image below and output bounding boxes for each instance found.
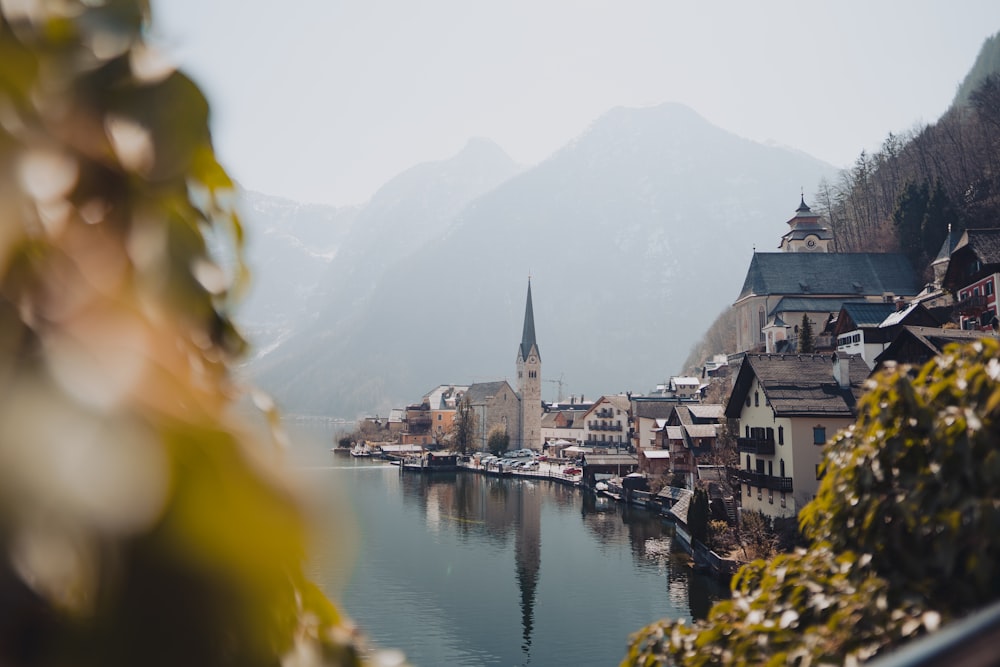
[580,395,630,450]
[663,404,723,488]
[629,396,681,454]
[725,352,867,520]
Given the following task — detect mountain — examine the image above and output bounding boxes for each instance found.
[246,103,838,418]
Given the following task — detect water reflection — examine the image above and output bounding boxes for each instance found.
[288,419,729,667]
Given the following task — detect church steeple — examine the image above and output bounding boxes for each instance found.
[520,279,540,362]
[516,279,542,449]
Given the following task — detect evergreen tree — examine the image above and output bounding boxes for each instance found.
[689,488,710,545]
[921,180,961,260]
[893,180,930,267]
[798,314,815,353]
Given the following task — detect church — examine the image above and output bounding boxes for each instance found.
[733,197,922,354]
[463,280,543,450]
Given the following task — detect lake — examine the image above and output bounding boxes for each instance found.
[286,424,728,666]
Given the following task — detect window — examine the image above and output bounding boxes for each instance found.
[754,391,759,407]
[746,455,751,470]
[780,492,786,508]
[987,281,995,296]
[813,426,826,445]
[780,460,785,478]
[768,488,773,504]
[778,426,784,445]
[437,414,442,421]
[746,484,751,496]
[974,287,981,296]
[757,488,762,501]
[745,395,751,407]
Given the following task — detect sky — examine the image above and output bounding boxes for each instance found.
[150,2,1000,207]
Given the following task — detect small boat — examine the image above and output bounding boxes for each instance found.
[351,443,374,457]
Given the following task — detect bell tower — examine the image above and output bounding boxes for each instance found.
[516,279,542,449]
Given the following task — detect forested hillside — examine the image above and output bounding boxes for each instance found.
[813,33,1000,272]
[685,32,1000,373]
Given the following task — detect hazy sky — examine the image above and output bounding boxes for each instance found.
[151,2,1000,207]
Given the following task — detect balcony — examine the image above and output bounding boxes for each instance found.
[737,436,775,456]
[733,469,793,492]
[957,294,988,315]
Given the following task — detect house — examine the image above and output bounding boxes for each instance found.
[650,404,723,487]
[873,326,994,371]
[579,395,631,450]
[832,301,940,368]
[725,353,868,520]
[629,396,680,453]
[733,197,921,354]
[942,228,1000,331]
[540,400,590,447]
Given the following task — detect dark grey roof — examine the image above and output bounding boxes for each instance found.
[465,380,513,404]
[632,400,677,419]
[770,296,868,316]
[874,326,994,369]
[932,226,960,265]
[519,280,540,361]
[726,353,867,418]
[839,302,899,329]
[736,253,920,302]
[962,228,1000,265]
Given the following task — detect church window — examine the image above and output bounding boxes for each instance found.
[758,307,765,342]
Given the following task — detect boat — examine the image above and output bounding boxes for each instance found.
[351,443,374,457]
[401,451,459,472]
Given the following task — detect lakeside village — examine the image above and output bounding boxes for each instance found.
[335,197,1000,576]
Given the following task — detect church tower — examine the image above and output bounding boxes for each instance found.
[778,196,833,252]
[516,280,542,449]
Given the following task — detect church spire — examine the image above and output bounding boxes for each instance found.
[520,279,539,361]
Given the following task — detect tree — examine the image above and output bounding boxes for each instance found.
[797,313,814,353]
[624,339,1000,665]
[451,395,477,454]
[0,4,391,666]
[487,425,510,456]
[688,488,710,545]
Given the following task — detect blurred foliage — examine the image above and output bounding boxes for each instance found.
[0,3,404,666]
[624,339,1000,666]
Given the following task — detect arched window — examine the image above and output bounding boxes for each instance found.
[758,306,766,343]
[754,391,759,407]
[778,426,784,445]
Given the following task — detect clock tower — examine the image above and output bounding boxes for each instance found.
[516,279,542,449]
[778,196,833,253]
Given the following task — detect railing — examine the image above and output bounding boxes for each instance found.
[737,436,775,455]
[956,294,989,315]
[733,469,793,492]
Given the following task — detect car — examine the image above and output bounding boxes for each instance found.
[563,467,582,475]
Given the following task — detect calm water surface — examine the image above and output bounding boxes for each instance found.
[287,424,727,667]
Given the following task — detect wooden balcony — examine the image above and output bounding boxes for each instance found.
[737,436,775,456]
[957,294,989,315]
[733,469,793,492]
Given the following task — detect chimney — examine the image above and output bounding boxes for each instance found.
[832,352,849,389]
[896,296,907,312]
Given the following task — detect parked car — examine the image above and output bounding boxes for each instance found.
[563,467,582,475]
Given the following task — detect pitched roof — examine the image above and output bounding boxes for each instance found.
[769,296,869,316]
[465,380,514,404]
[725,353,867,419]
[961,228,1000,264]
[642,449,671,459]
[736,253,920,302]
[685,424,718,438]
[687,404,724,421]
[839,302,899,329]
[874,326,994,368]
[631,399,678,419]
